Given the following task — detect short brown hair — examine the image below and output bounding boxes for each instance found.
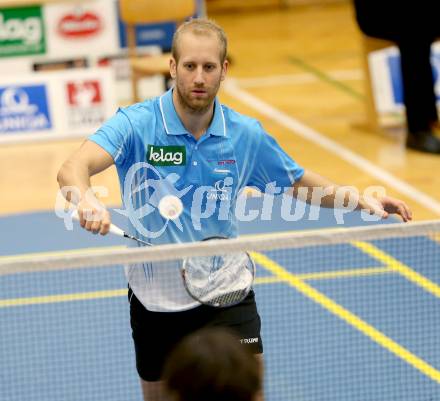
[163,328,261,401]
[171,18,228,63]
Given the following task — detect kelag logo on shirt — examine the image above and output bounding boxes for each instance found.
[147,145,186,166]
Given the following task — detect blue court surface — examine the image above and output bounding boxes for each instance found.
[1,199,439,401]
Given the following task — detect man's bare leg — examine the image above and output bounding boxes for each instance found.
[255,354,265,401]
[140,379,167,401]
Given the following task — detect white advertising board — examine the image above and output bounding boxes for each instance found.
[44,0,119,59]
[0,67,117,144]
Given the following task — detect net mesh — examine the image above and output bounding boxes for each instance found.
[1,220,440,401]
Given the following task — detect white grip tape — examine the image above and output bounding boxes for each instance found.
[108,224,125,237]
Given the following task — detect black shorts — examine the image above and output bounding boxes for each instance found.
[128,287,263,381]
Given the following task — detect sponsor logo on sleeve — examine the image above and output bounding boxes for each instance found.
[147,145,186,166]
[0,85,51,133]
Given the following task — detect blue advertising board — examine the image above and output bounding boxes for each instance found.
[0,84,52,133]
[118,20,176,50]
[116,0,202,51]
[386,52,440,105]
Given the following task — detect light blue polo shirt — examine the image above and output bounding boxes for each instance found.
[89,88,304,311]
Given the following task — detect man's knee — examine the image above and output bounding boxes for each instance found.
[140,379,166,401]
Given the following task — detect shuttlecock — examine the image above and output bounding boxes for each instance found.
[158,195,183,220]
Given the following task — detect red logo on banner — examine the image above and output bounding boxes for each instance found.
[67,81,102,107]
[58,11,102,38]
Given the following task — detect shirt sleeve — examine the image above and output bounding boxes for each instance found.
[246,125,304,192]
[88,108,133,167]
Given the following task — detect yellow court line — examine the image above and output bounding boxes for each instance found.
[255,276,284,285]
[0,289,127,308]
[352,241,440,299]
[1,280,280,308]
[250,251,440,384]
[0,246,127,263]
[295,266,390,281]
[256,267,391,281]
[255,267,390,284]
[0,267,390,308]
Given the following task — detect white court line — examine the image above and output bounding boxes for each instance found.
[0,131,86,145]
[223,80,440,216]
[231,70,363,88]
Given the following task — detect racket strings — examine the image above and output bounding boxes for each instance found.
[205,288,250,308]
[183,252,255,307]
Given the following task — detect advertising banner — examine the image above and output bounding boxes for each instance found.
[0,67,117,143]
[0,6,46,58]
[0,84,52,133]
[44,0,119,59]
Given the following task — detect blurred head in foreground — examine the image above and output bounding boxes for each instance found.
[163,327,262,401]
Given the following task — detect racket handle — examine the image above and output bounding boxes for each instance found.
[108,224,125,237]
[71,210,126,238]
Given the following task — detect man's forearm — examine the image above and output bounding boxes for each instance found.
[292,170,362,209]
[57,160,93,204]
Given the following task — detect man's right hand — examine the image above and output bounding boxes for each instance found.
[77,200,112,235]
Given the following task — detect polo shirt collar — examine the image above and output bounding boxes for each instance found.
[159,88,227,138]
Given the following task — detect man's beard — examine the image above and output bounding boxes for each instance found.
[175,81,219,113]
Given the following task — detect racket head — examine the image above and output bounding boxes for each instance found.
[181,237,256,308]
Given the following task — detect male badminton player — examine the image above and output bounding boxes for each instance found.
[57,18,412,401]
